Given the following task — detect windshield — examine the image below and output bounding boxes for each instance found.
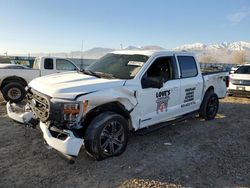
[85,53,149,79]
[234,66,250,74]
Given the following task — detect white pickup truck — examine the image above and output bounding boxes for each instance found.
[0,57,78,102]
[7,50,228,161]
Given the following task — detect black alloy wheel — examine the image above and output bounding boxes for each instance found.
[100,120,125,156]
[206,94,219,120]
[84,111,128,160]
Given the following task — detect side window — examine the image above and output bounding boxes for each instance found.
[56,59,76,71]
[141,56,177,88]
[178,56,198,78]
[44,58,54,70]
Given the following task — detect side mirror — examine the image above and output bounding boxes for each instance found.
[141,77,163,89]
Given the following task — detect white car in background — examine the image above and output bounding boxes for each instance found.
[228,64,250,97]
[230,65,241,74]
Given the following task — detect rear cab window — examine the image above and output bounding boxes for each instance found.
[177,56,198,78]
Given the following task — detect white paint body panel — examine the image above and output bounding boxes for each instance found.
[203,72,229,98]
[29,72,126,99]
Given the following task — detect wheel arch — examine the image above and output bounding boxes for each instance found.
[205,86,214,94]
[81,101,132,136]
[200,86,214,108]
[0,76,28,90]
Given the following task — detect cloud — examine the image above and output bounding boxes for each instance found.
[228,7,250,24]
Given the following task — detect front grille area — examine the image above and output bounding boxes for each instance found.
[231,79,250,86]
[27,89,50,122]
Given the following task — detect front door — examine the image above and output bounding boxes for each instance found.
[137,56,181,128]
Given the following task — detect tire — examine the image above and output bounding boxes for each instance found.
[2,82,26,103]
[84,111,129,160]
[199,91,219,120]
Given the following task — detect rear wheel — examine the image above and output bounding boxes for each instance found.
[200,91,219,120]
[2,82,26,103]
[84,111,128,160]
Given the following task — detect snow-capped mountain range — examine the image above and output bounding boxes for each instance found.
[28,41,250,63]
[173,41,250,51]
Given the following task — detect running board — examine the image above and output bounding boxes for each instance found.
[136,111,199,135]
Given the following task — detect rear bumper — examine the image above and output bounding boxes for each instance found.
[40,122,83,156]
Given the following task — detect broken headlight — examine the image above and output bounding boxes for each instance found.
[63,102,80,125]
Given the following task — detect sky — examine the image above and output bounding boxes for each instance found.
[0,0,250,55]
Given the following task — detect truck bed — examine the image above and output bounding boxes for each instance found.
[0,69,40,84]
[202,71,229,99]
[202,70,229,76]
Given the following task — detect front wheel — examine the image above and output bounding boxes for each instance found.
[200,91,219,120]
[84,111,129,160]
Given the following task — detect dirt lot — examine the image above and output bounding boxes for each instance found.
[0,95,249,188]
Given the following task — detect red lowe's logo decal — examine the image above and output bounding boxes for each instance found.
[156,90,170,114]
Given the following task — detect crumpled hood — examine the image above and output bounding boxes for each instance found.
[29,71,126,99]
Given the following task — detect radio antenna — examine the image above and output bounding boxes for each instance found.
[81,40,83,70]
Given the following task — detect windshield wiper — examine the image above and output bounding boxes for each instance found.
[94,71,116,79]
[80,69,101,78]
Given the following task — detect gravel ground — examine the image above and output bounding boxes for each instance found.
[0,94,249,188]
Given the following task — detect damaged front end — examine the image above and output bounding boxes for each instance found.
[40,122,83,157]
[6,101,38,128]
[6,88,84,158]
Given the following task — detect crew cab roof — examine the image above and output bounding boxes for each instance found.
[110,50,194,57]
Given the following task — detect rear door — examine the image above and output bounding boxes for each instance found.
[137,55,181,128]
[177,55,203,114]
